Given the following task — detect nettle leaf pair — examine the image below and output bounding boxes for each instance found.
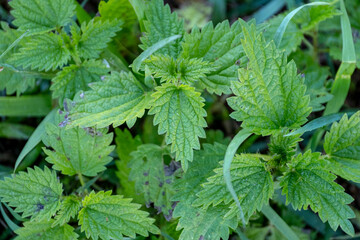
[0,111,160,239]
[191,23,359,236]
[0,0,122,103]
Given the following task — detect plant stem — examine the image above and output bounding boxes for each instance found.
[78,173,85,187]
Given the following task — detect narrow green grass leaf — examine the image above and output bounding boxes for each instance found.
[0,123,34,140]
[261,205,300,240]
[14,109,57,172]
[223,129,252,226]
[0,95,52,117]
[132,35,182,74]
[253,0,286,23]
[0,203,20,232]
[0,30,28,61]
[285,111,356,136]
[274,1,330,47]
[73,0,91,24]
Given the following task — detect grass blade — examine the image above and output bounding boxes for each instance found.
[261,205,300,240]
[323,0,356,115]
[285,111,356,136]
[253,0,286,23]
[223,129,252,226]
[0,30,28,61]
[0,203,19,232]
[0,95,52,117]
[14,108,57,172]
[0,123,34,140]
[131,34,182,74]
[274,1,330,47]
[209,0,226,23]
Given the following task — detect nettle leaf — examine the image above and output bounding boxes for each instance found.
[42,111,114,177]
[324,111,360,183]
[227,23,311,136]
[15,220,78,240]
[293,4,339,32]
[172,143,237,240]
[99,0,137,29]
[78,191,160,240]
[115,129,144,204]
[53,196,81,227]
[181,20,246,95]
[69,71,152,128]
[268,130,302,165]
[129,144,175,217]
[9,0,75,34]
[304,67,332,112]
[0,166,63,221]
[149,83,207,171]
[145,55,212,84]
[280,151,355,235]
[0,22,35,95]
[9,33,71,72]
[194,154,274,222]
[141,0,184,58]
[50,60,109,105]
[76,19,122,59]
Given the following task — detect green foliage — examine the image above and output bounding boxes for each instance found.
[181,20,246,94]
[75,19,123,59]
[69,71,153,128]
[0,166,63,221]
[9,0,76,34]
[268,131,301,165]
[42,111,114,177]
[280,151,355,235]
[15,220,78,240]
[0,22,35,95]
[149,83,207,171]
[129,144,175,216]
[50,60,109,105]
[173,142,238,240]
[145,55,212,84]
[52,196,81,227]
[141,0,184,58]
[114,129,143,202]
[99,0,137,29]
[228,23,311,136]
[9,33,71,71]
[194,154,274,222]
[324,111,360,183]
[78,191,160,240]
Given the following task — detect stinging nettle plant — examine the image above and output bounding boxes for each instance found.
[0,0,359,239]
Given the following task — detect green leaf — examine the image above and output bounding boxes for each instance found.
[9,0,76,34]
[227,22,311,136]
[69,71,152,128]
[114,129,143,203]
[76,19,122,59]
[280,151,355,235]
[15,220,78,240]
[140,0,184,58]
[99,0,137,29]
[129,144,175,216]
[145,55,212,84]
[303,67,332,112]
[268,130,302,165]
[0,123,34,140]
[78,191,160,240]
[172,142,237,240]
[9,33,71,71]
[324,111,360,183]
[42,111,114,177]
[0,95,52,117]
[181,20,246,95]
[149,83,207,171]
[194,154,274,222]
[0,23,35,95]
[14,109,57,172]
[263,14,303,55]
[52,196,81,227]
[50,60,109,105]
[0,166,63,221]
